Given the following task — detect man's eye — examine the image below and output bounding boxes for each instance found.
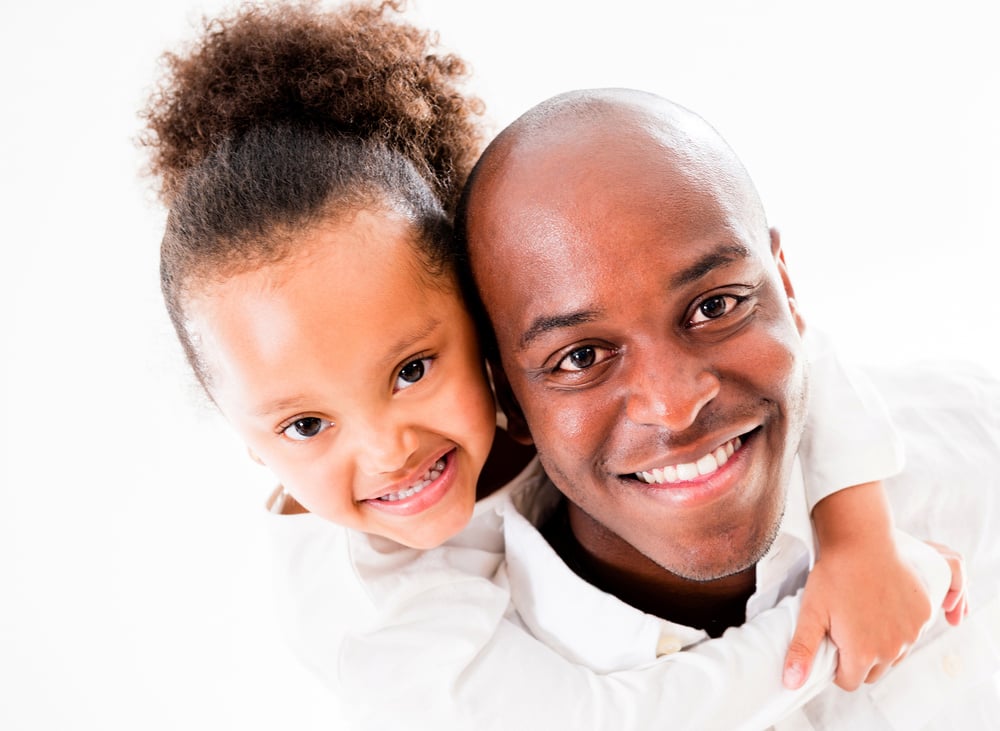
[395,357,432,392]
[555,345,615,373]
[282,417,332,441]
[690,295,742,325]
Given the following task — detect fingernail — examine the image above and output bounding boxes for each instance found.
[784,663,804,688]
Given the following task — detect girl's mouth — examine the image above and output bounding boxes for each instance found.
[376,457,447,502]
[363,449,459,517]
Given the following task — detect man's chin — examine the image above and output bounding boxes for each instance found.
[662,554,759,583]
[653,513,784,583]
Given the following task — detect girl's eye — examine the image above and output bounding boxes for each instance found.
[394,357,432,392]
[554,345,616,373]
[690,295,743,325]
[282,417,332,441]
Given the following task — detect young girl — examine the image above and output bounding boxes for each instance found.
[141,2,964,728]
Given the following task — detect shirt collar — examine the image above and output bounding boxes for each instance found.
[503,459,814,672]
[504,478,679,672]
[747,458,815,619]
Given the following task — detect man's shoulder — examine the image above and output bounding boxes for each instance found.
[862,360,999,426]
[872,360,1000,618]
[806,362,1000,729]
[868,361,1000,497]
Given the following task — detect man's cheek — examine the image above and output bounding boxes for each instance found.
[547,404,592,444]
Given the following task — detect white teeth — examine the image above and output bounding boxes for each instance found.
[377,458,446,501]
[676,462,699,480]
[637,436,743,485]
[696,453,718,475]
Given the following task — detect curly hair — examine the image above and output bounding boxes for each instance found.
[141,0,483,213]
[140,1,485,390]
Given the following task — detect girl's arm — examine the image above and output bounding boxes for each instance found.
[267,487,952,730]
[790,331,966,690]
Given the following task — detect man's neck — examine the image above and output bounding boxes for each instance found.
[541,499,756,637]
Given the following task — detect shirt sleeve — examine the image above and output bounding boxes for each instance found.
[337,581,835,731]
[268,508,834,729]
[334,534,951,731]
[267,498,953,730]
[799,329,905,512]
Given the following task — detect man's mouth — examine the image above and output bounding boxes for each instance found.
[375,457,447,502]
[634,433,749,485]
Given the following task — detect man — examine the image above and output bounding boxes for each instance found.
[458,88,1000,728]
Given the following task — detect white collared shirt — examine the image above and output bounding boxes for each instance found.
[501,461,971,731]
[503,459,816,673]
[500,362,1000,730]
[267,355,999,729]
[271,458,845,730]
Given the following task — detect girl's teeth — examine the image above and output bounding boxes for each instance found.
[637,436,743,485]
[377,458,446,501]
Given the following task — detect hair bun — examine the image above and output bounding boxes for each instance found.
[142,0,483,211]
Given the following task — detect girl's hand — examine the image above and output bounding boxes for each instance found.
[783,541,930,690]
[782,481,969,691]
[925,540,969,626]
[782,537,967,691]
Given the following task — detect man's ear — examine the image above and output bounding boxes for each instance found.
[489,359,534,446]
[247,447,265,466]
[770,227,806,336]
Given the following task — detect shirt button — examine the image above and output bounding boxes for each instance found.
[942,652,963,678]
[656,634,683,656]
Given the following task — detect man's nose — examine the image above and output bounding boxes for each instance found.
[623,345,720,432]
[353,416,420,476]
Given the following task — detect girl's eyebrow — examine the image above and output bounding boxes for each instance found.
[253,319,445,419]
[256,395,311,419]
[378,318,442,369]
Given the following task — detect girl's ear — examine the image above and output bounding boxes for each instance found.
[489,359,533,445]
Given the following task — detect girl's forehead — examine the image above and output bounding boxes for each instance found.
[191,207,434,296]
[188,217,466,392]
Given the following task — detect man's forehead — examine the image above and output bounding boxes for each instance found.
[470,149,757,268]
[462,89,770,332]
[468,94,753,235]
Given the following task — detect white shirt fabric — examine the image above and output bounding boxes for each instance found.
[798,330,906,511]
[271,459,851,730]
[502,361,1000,730]
[265,343,974,730]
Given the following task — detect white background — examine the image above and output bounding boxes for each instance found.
[1,1,997,728]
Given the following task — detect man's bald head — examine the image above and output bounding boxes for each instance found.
[460,89,769,278]
[456,88,808,587]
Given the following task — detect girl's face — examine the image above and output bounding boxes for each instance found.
[187,209,497,549]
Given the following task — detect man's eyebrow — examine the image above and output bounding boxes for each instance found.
[514,244,750,352]
[518,310,601,351]
[670,243,752,289]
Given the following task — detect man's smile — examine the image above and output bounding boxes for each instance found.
[607,427,765,512]
[465,88,809,581]
[635,434,743,484]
